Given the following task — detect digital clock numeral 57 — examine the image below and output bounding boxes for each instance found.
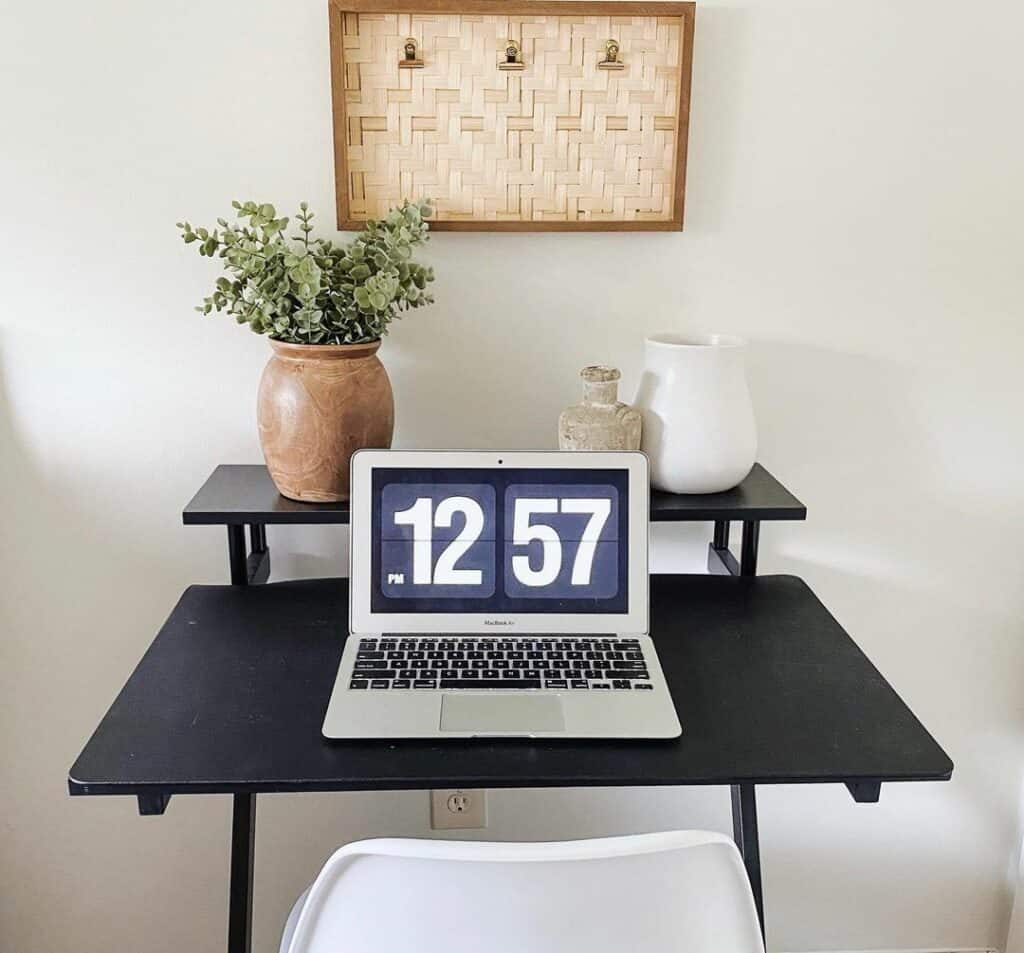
[510,498,610,587]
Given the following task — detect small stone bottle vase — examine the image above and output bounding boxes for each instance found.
[257,339,394,502]
[559,366,642,451]
[633,334,757,494]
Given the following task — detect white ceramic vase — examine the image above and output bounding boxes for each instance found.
[633,333,757,494]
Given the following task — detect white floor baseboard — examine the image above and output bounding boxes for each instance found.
[779,948,997,953]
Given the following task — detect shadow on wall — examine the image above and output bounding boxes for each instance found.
[0,331,228,953]
[746,338,1024,950]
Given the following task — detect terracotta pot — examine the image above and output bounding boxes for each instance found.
[257,339,394,502]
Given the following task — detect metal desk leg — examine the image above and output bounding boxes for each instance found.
[740,521,760,576]
[732,783,766,938]
[707,520,741,575]
[228,793,256,953]
[227,526,248,585]
[226,525,270,585]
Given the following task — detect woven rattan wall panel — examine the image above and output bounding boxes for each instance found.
[328,1,695,231]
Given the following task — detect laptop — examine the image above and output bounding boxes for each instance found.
[322,450,681,739]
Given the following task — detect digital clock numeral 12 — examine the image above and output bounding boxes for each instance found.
[393,496,485,585]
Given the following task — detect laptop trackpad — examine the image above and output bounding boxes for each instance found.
[440,694,565,734]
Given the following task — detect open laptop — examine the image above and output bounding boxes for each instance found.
[322,450,681,739]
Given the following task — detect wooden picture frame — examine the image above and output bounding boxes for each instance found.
[328,0,696,231]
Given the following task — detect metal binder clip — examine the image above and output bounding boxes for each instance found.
[498,40,524,71]
[598,39,625,70]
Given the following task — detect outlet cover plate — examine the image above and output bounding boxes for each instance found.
[430,789,487,830]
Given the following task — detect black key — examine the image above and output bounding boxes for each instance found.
[370,679,391,690]
[446,651,465,660]
[501,670,520,679]
[585,651,604,660]
[527,651,543,660]
[508,651,524,660]
[411,660,429,669]
[613,660,647,669]
[472,659,488,669]
[571,660,588,669]
[619,639,640,647]
[357,651,385,660]
[482,670,499,680]
[570,680,589,689]
[584,669,602,679]
[452,660,469,669]
[468,650,484,660]
[349,679,368,689]
[413,679,436,689]
[440,679,543,690]
[441,669,459,679]
[492,659,509,669]
[567,651,584,660]
[625,651,645,661]
[358,639,378,648]
[408,651,425,660]
[428,651,445,660]
[635,683,654,690]
[392,679,411,689]
[431,660,446,669]
[552,660,570,669]
[497,641,513,651]
[387,651,404,660]
[354,661,389,671]
[612,680,632,690]
[605,651,624,660]
[545,679,568,689]
[399,641,415,651]
[534,660,551,669]
[546,651,564,660]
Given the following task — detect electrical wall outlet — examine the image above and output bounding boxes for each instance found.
[430,789,487,830]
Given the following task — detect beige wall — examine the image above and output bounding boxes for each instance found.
[2,0,1023,950]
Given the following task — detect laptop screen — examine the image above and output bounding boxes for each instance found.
[370,467,629,614]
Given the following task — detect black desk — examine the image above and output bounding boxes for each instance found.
[70,463,950,953]
[70,576,951,950]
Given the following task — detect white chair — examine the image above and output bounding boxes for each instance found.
[280,830,764,953]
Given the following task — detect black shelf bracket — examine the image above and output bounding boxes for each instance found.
[137,793,171,816]
[228,524,271,586]
[845,780,882,803]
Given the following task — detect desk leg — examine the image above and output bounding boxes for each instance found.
[228,793,256,953]
[226,525,270,585]
[227,527,248,585]
[731,783,765,939]
[740,521,760,576]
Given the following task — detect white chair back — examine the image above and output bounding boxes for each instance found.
[281,830,764,953]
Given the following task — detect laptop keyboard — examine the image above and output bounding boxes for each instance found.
[349,636,654,691]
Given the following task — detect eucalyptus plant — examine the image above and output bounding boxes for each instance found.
[176,200,435,345]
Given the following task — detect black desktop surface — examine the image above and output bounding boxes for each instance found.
[69,574,951,797]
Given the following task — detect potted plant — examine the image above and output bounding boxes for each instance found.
[177,200,434,502]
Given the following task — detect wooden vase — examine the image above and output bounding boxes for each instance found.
[257,339,394,502]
